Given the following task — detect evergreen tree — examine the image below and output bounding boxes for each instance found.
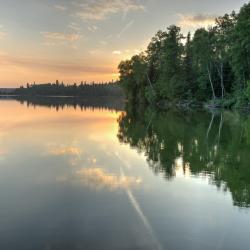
[157,25,184,100]
[183,32,194,98]
[231,3,250,90]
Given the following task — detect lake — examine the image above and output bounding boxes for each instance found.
[0,98,250,250]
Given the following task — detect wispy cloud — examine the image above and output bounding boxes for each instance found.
[89,49,105,56]
[41,32,81,42]
[54,4,67,11]
[88,25,99,32]
[117,20,134,38]
[75,0,145,21]
[178,14,217,28]
[41,31,81,49]
[112,50,122,55]
[112,48,142,56]
[46,145,82,156]
[99,40,107,46]
[68,22,82,32]
[72,167,142,190]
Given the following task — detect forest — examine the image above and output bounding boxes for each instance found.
[118,2,250,108]
[13,81,123,98]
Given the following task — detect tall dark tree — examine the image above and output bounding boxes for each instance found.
[213,12,237,98]
[183,32,194,98]
[231,3,250,90]
[156,25,184,100]
[118,54,147,103]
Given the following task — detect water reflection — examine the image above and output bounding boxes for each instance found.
[46,144,82,156]
[118,104,250,208]
[13,96,125,112]
[1,99,250,249]
[71,168,142,190]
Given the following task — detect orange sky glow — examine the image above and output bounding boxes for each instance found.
[0,0,246,87]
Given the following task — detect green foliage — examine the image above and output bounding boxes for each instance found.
[118,54,147,104]
[14,81,123,98]
[234,89,248,108]
[145,86,158,104]
[118,2,250,108]
[221,97,236,109]
[155,26,185,100]
[245,81,250,101]
[235,80,250,108]
[231,3,250,88]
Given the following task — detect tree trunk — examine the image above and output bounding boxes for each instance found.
[217,63,225,100]
[218,113,223,147]
[207,64,216,100]
[221,63,224,99]
[207,113,215,140]
[146,72,156,97]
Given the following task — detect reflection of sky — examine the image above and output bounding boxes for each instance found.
[0,101,250,249]
[61,167,143,190]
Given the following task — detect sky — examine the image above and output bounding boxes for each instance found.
[0,0,248,87]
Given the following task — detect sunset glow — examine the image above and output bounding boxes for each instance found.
[0,0,246,87]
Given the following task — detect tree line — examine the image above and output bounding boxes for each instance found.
[118,2,250,108]
[14,81,124,98]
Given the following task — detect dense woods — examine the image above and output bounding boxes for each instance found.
[118,2,250,108]
[13,81,123,98]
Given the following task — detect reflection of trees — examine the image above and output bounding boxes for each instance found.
[118,105,250,208]
[12,96,125,112]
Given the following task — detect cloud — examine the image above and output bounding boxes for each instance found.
[117,20,134,38]
[54,4,67,11]
[88,25,99,32]
[133,49,141,54]
[112,50,122,55]
[41,31,81,49]
[43,143,83,167]
[106,34,113,40]
[46,145,82,156]
[68,22,82,32]
[112,48,141,56]
[100,40,107,46]
[178,14,217,28]
[75,0,145,21]
[89,49,106,56]
[73,167,142,190]
[41,32,81,42]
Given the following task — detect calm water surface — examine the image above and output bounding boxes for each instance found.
[0,99,250,250]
